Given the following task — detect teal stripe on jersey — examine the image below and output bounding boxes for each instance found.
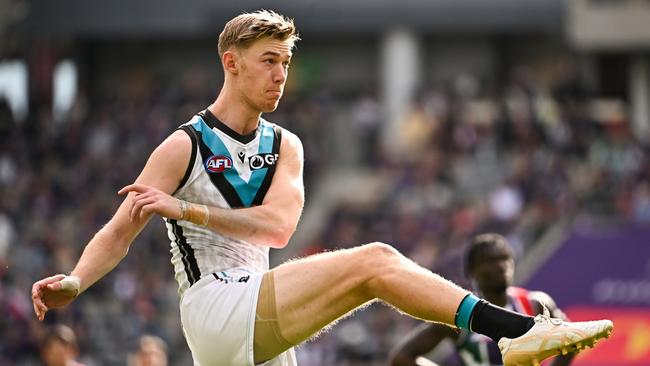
[242,122,274,201]
[192,117,275,207]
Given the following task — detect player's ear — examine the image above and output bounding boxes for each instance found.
[222,50,239,75]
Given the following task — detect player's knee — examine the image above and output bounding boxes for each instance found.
[358,242,405,296]
[363,242,403,264]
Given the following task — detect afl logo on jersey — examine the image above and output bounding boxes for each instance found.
[205,155,233,173]
[249,153,279,170]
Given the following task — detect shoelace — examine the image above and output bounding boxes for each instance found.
[534,302,563,325]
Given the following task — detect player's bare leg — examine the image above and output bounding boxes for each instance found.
[253,242,613,366]
[253,242,468,362]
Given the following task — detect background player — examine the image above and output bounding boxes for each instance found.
[389,233,574,366]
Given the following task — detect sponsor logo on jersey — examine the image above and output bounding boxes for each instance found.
[205,155,233,173]
[237,151,246,163]
[248,153,279,170]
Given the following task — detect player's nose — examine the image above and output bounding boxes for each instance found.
[272,64,287,84]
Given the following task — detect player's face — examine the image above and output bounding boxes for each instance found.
[236,37,292,113]
[470,245,514,294]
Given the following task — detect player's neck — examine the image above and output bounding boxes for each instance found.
[209,90,261,136]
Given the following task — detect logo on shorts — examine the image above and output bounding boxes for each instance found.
[248,153,279,170]
[213,272,250,284]
[205,155,233,173]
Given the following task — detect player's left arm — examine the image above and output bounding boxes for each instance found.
[32,130,191,320]
[529,291,576,366]
[121,128,304,248]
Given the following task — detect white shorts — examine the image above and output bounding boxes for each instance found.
[180,267,297,366]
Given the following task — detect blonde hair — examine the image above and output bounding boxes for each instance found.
[218,10,299,57]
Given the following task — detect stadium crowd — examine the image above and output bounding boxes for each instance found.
[1,59,648,365]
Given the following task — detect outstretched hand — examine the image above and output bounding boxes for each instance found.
[118,183,182,221]
[32,274,80,321]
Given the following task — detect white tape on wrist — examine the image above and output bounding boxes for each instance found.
[60,276,81,297]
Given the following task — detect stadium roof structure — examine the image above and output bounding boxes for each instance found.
[24,0,564,38]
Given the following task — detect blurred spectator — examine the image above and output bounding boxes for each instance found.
[39,324,85,366]
[128,335,168,366]
[351,90,381,165]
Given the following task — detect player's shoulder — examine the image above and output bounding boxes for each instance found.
[281,129,303,161]
[280,127,301,146]
[259,118,303,161]
[265,122,303,154]
[147,129,193,168]
[161,129,193,150]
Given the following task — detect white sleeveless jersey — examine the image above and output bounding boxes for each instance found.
[166,109,282,296]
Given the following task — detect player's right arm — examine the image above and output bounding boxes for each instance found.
[31,130,192,321]
[388,323,458,366]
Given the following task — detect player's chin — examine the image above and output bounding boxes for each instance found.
[261,100,281,113]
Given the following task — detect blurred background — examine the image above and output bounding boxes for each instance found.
[1,0,649,365]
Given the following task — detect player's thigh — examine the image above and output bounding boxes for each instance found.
[268,242,401,344]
